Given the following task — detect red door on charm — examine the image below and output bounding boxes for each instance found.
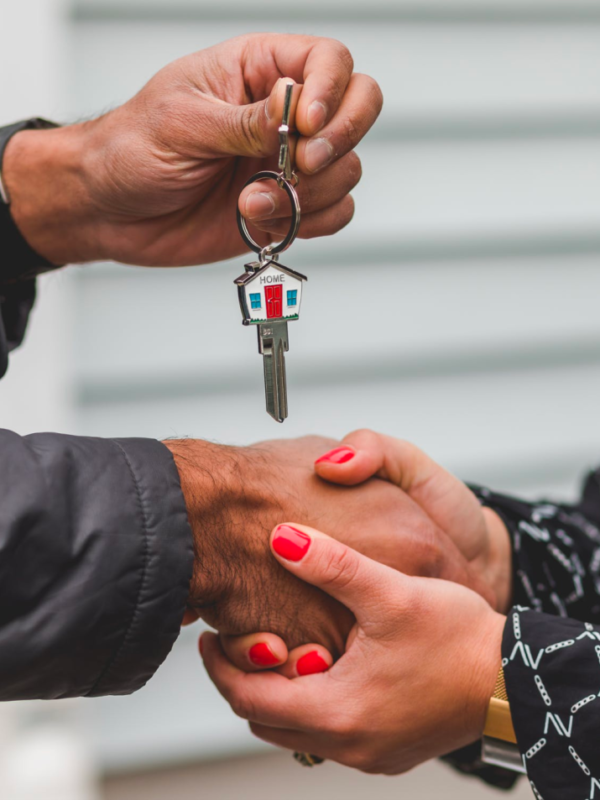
[265,285,283,319]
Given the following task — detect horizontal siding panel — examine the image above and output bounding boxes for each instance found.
[73,1,600,23]
[74,361,600,490]
[356,139,600,240]
[73,256,600,382]
[70,22,600,121]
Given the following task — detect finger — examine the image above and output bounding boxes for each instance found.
[211,77,300,159]
[270,524,401,620]
[181,608,200,626]
[220,633,289,672]
[239,151,361,223]
[257,35,355,136]
[314,430,484,556]
[253,196,355,240]
[296,73,383,175]
[276,644,333,679]
[200,632,326,730]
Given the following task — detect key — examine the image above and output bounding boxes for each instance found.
[258,320,289,423]
[234,81,305,422]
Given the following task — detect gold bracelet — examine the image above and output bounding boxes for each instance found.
[483,666,517,744]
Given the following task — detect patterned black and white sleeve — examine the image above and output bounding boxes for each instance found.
[471,467,600,799]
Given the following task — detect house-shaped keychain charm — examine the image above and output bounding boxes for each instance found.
[235,259,307,325]
[234,258,307,422]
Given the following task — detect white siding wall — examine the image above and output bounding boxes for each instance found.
[3,0,600,787]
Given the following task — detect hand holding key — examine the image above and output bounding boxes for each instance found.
[6,34,381,267]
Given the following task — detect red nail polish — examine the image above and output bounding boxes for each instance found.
[296,651,329,676]
[315,446,355,465]
[249,642,280,667]
[272,525,311,562]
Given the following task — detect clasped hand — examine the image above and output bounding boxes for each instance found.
[199,431,512,774]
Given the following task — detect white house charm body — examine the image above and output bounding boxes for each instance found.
[235,260,307,326]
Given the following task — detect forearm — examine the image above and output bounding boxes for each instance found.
[2,124,104,265]
[0,430,193,699]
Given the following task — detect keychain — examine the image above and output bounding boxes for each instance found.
[234,83,307,423]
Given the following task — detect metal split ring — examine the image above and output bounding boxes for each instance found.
[236,170,301,263]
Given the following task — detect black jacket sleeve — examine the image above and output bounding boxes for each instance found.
[0,430,194,700]
[1,118,63,378]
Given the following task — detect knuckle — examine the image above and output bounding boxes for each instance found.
[347,427,379,450]
[333,197,355,233]
[320,545,360,592]
[342,114,362,149]
[332,41,355,74]
[346,152,363,189]
[415,527,445,578]
[365,75,384,114]
[347,749,379,773]
[324,708,358,740]
[230,691,256,721]
[238,106,265,155]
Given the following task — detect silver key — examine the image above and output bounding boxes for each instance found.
[234,82,306,422]
[258,320,289,423]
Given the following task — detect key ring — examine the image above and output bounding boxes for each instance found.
[236,171,301,263]
[237,83,300,265]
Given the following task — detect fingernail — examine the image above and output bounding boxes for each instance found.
[297,651,329,676]
[265,78,281,121]
[249,642,280,667]
[304,137,334,173]
[272,525,311,562]
[245,191,276,219]
[315,446,355,465]
[307,100,328,133]
[266,77,293,121]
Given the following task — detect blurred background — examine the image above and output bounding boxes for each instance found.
[1,0,600,797]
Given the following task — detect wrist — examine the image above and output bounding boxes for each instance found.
[163,439,269,615]
[481,507,513,614]
[466,611,506,742]
[3,123,106,264]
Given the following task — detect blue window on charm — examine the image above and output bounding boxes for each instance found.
[287,290,298,307]
[250,293,261,309]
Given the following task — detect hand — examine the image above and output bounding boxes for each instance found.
[201,523,506,774]
[4,34,382,266]
[163,435,491,657]
[314,430,513,613]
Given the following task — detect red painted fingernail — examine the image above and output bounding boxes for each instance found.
[249,642,280,667]
[315,446,355,465]
[296,651,329,676]
[272,525,311,562]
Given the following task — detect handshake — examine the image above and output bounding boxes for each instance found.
[165,430,512,774]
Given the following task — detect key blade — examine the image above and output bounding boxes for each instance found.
[263,338,288,422]
[258,321,289,423]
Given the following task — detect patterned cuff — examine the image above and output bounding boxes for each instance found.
[469,482,600,623]
[503,607,600,799]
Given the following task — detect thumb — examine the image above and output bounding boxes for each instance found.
[315,430,485,559]
[270,523,402,623]
[314,429,432,489]
[219,77,300,159]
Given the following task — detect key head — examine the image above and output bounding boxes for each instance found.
[234,260,307,327]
